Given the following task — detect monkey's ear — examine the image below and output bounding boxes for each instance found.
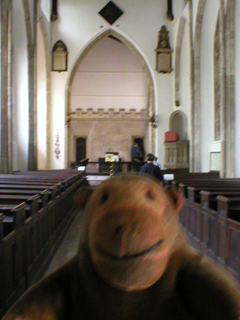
[165,188,184,213]
[74,187,95,208]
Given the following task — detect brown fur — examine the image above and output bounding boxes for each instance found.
[3,173,240,320]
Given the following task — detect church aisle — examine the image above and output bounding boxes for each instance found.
[43,209,85,277]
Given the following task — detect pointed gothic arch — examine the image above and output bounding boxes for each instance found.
[65,29,156,167]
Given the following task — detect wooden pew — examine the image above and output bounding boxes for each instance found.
[216,196,240,282]
[180,184,240,283]
[0,184,57,201]
[1,204,27,311]
[177,180,240,198]
[0,195,41,286]
[0,171,87,316]
[0,213,5,318]
[13,171,83,188]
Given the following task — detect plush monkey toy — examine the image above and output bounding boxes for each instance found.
[3,174,240,320]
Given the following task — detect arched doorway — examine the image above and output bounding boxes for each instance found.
[65,29,156,167]
[76,137,86,164]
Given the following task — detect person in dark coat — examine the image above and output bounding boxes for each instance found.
[131,143,141,159]
[140,153,163,182]
[131,143,142,172]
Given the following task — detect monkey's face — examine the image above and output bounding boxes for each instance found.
[78,174,183,291]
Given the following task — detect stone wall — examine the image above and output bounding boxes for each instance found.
[68,108,149,163]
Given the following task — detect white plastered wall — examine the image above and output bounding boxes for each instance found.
[50,0,174,169]
[40,0,51,22]
[70,37,147,113]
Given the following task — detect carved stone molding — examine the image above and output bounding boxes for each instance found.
[164,140,189,169]
[69,108,148,121]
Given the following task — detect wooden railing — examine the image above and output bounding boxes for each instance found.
[170,174,240,283]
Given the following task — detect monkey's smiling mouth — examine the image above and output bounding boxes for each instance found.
[96,239,164,261]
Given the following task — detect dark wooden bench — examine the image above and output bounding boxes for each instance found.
[13,171,83,188]
[0,204,27,312]
[0,171,87,317]
[177,179,240,198]
[0,195,43,286]
[179,184,240,283]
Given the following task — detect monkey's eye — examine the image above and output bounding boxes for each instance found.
[101,193,108,204]
[146,190,155,200]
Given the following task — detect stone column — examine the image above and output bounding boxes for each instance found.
[225,0,235,177]
[193,0,206,172]
[0,0,10,173]
[219,0,226,177]
[26,0,37,170]
[188,0,194,172]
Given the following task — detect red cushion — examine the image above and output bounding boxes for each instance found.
[165,131,180,142]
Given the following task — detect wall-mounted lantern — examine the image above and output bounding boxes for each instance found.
[52,40,68,72]
[155,26,172,73]
[149,114,157,128]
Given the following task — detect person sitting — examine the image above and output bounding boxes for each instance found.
[140,153,163,182]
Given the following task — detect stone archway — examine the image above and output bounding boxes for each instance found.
[65,29,156,167]
[169,110,187,140]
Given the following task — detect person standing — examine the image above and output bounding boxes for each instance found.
[131,142,141,171]
[140,153,163,182]
[153,156,161,168]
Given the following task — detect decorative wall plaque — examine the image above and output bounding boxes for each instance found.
[52,40,68,72]
[98,1,124,25]
[155,26,172,73]
[210,152,221,171]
